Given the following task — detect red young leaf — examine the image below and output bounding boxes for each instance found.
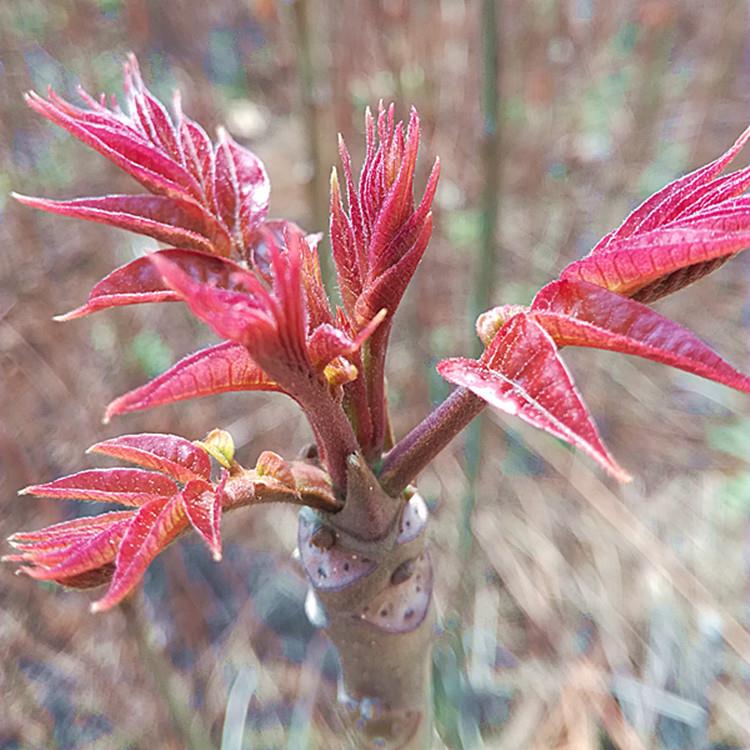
[529,279,750,393]
[105,341,281,420]
[213,129,270,250]
[25,89,198,202]
[20,468,178,506]
[149,226,383,396]
[179,476,224,561]
[55,248,247,320]
[333,106,439,326]
[561,226,750,300]
[88,433,211,483]
[21,54,269,260]
[12,193,222,255]
[151,253,280,354]
[255,451,297,488]
[7,511,134,553]
[92,494,189,611]
[6,433,234,604]
[12,516,132,579]
[592,126,750,254]
[307,309,386,373]
[438,315,629,481]
[564,126,750,302]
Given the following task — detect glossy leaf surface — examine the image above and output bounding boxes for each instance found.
[55,248,247,320]
[564,127,750,301]
[20,468,178,506]
[439,315,629,481]
[530,279,750,392]
[7,433,230,611]
[21,55,269,259]
[105,342,281,420]
[88,433,212,483]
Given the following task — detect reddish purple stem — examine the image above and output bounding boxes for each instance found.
[377,387,486,496]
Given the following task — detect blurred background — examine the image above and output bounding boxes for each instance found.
[3,0,750,747]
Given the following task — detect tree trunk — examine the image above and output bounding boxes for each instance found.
[297,454,435,749]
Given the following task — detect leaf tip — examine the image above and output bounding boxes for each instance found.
[53,307,84,321]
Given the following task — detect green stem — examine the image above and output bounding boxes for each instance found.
[460,0,501,560]
[299,457,434,748]
[122,597,215,750]
[289,0,336,292]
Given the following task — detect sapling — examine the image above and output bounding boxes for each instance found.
[8,56,750,749]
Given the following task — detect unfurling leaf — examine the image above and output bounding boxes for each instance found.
[195,429,236,469]
[465,127,750,478]
[563,126,750,301]
[333,105,439,327]
[255,451,296,489]
[91,494,188,611]
[20,468,179,506]
[478,279,750,395]
[530,279,750,393]
[54,248,248,321]
[179,477,224,561]
[439,315,630,481]
[88,433,212,483]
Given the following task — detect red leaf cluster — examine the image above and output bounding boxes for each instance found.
[15,55,269,260]
[15,56,402,490]
[6,434,223,611]
[13,53,750,611]
[331,104,440,455]
[6,434,341,610]
[441,128,750,478]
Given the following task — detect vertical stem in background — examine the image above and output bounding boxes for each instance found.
[121,597,215,750]
[289,0,336,292]
[458,0,501,564]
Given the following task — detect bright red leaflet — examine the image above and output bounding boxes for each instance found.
[54,248,248,321]
[331,104,439,456]
[150,223,384,394]
[439,315,630,481]
[19,468,179,506]
[88,433,212,483]
[331,105,440,327]
[476,278,750,395]
[530,279,750,392]
[459,127,750,478]
[104,342,281,421]
[6,433,341,609]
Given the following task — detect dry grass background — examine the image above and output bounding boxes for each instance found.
[2,1,750,748]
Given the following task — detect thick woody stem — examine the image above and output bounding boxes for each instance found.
[298,455,435,749]
[378,387,486,497]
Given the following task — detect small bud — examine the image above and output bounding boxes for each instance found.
[476,304,528,346]
[255,450,296,489]
[323,356,359,387]
[194,428,235,469]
